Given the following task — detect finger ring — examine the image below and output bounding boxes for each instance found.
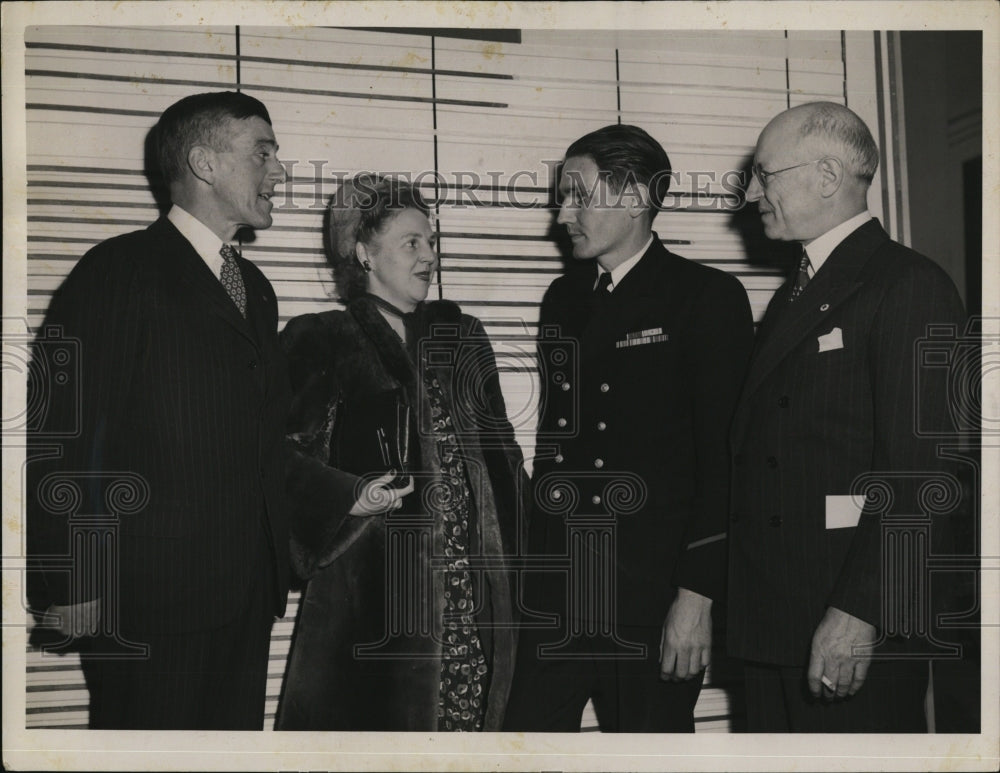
[821,675,835,690]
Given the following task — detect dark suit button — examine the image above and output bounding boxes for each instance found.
[769,515,782,527]
[730,512,740,522]
[248,359,258,370]
[734,453,745,466]
[778,395,789,408]
[260,468,267,479]
[766,456,778,468]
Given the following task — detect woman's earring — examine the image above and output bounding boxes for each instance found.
[362,260,372,272]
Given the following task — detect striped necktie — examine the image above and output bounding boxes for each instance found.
[219,244,247,317]
[788,248,811,303]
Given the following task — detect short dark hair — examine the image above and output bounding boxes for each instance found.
[154,91,272,185]
[325,173,430,302]
[564,124,672,214]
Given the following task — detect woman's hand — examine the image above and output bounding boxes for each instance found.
[348,471,415,516]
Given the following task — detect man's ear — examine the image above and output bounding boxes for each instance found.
[817,156,845,199]
[187,145,216,185]
[625,182,651,220]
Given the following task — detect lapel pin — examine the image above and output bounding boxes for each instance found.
[820,303,830,312]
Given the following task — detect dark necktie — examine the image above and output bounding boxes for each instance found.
[593,271,612,310]
[788,248,811,303]
[219,244,247,317]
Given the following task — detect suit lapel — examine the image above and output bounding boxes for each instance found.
[149,218,258,346]
[243,261,274,348]
[733,219,890,439]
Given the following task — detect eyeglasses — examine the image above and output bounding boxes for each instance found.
[751,158,828,187]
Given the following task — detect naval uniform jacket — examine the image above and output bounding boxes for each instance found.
[26,217,291,635]
[524,235,755,630]
[727,219,966,667]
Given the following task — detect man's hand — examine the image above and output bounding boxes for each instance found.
[46,598,101,638]
[349,471,415,516]
[807,606,876,699]
[659,587,712,681]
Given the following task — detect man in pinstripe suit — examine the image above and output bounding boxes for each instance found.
[727,102,966,731]
[27,92,292,728]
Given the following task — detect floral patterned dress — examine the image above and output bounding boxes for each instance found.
[423,371,489,731]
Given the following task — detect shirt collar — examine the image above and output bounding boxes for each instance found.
[802,211,872,276]
[167,205,230,277]
[594,233,654,292]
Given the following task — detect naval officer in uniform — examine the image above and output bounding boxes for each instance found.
[504,124,755,732]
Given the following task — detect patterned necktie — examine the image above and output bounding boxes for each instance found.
[788,248,811,303]
[219,243,247,317]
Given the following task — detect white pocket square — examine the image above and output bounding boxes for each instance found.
[825,494,865,529]
[817,326,844,353]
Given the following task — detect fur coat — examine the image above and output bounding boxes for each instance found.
[276,296,527,731]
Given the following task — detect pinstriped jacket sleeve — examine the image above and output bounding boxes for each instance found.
[26,240,144,610]
[827,251,966,625]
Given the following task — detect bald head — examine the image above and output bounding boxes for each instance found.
[766,102,879,184]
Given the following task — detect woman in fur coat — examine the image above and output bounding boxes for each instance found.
[276,174,528,731]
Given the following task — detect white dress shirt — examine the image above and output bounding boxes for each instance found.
[802,211,873,277]
[594,234,654,292]
[167,205,233,278]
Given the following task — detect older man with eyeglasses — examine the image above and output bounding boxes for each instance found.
[726,102,967,732]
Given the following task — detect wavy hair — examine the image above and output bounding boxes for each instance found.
[325,173,430,302]
[564,124,672,218]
